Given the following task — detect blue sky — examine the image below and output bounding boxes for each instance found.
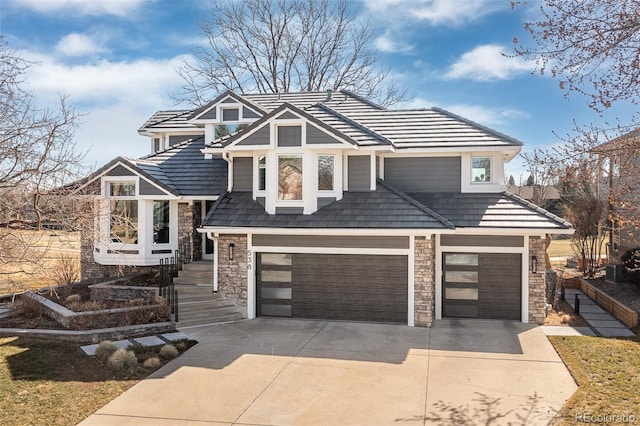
[0,0,635,181]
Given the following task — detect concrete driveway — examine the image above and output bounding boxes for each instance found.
[80,319,576,425]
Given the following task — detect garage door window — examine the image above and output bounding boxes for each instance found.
[445,288,479,300]
[261,270,292,282]
[445,253,478,266]
[445,271,478,283]
[261,253,292,266]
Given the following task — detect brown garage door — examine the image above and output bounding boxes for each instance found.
[443,253,521,320]
[257,253,408,323]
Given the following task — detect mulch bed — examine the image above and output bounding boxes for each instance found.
[588,278,640,313]
[544,300,590,327]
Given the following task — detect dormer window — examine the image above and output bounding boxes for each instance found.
[278,155,303,200]
[471,157,491,183]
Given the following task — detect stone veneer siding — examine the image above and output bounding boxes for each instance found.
[218,235,248,306]
[414,236,436,327]
[528,236,547,324]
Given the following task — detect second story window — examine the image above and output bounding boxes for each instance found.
[471,157,491,183]
[258,156,266,191]
[222,108,239,121]
[318,154,334,191]
[278,155,302,200]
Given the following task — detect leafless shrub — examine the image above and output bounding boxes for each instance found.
[8,295,43,319]
[51,252,80,286]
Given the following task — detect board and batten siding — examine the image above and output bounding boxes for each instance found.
[237,125,270,146]
[384,157,461,192]
[233,157,253,191]
[306,123,342,144]
[348,156,371,191]
[252,234,409,249]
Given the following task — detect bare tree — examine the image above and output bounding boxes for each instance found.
[521,149,557,208]
[0,39,87,291]
[513,0,640,113]
[173,0,408,107]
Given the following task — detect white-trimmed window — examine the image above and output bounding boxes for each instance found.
[318,154,335,191]
[471,157,492,183]
[153,200,170,244]
[108,180,138,244]
[278,154,303,200]
[258,156,266,191]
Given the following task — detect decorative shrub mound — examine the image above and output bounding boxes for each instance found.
[621,247,640,286]
[107,348,138,371]
[159,344,179,360]
[95,341,118,363]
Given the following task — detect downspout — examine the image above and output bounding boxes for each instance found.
[222,152,232,193]
[207,232,219,293]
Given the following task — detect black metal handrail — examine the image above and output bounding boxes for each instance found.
[158,236,193,322]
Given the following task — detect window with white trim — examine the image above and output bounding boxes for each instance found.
[318,154,334,191]
[278,155,303,200]
[471,157,491,183]
[258,156,266,191]
[153,200,170,244]
[108,180,138,244]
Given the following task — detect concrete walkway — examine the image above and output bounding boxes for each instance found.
[79,318,576,426]
[542,289,636,337]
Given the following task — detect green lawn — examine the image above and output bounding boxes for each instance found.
[549,336,640,425]
[0,337,137,426]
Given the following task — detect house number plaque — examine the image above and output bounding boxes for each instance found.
[247,250,253,270]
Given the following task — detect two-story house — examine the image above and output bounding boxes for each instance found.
[76,90,572,327]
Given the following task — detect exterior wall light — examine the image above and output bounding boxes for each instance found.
[530,251,538,274]
[229,243,235,261]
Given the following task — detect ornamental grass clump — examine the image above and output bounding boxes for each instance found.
[107,348,138,371]
[159,344,179,360]
[143,356,161,370]
[94,340,118,363]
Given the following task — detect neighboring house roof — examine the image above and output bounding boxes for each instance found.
[593,128,640,154]
[203,181,454,229]
[408,192,571,229]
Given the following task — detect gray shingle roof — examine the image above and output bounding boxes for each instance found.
[138,110,197,132]
[203,182,453,229]
[407,192,571,229]
[132,137,227,196]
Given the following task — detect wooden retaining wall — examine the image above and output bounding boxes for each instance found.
[579,279,639,328]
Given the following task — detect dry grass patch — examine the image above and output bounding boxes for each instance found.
[0,337,138,426]
[549,336,640,425]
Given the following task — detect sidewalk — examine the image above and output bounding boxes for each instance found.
[541,289,636,338]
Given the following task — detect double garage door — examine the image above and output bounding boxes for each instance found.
[257,253,408,323]
[442,252,522,320]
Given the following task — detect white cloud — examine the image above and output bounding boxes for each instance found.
[12,0,149,17]
[56,33,108,57]
[17,50,191,166]
[364,0,504,26]
[445,44,533,81]
[22,51,189,110]
[374,33,413,53]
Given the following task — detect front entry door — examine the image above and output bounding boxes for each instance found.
[202,200,216,260]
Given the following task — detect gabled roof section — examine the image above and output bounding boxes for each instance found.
[68,156,179,197]
[244,90,384,114]
[187,90,267,121]
[593,128,640,154]
[407,191,572,230]
[218,102,359,148]
[202,184,454,229]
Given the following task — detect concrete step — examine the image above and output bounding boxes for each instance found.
[179,299,237,312]
[173,276,213,285]
[177,269,213,279]
[181,261,212,272]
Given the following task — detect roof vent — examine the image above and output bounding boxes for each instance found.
[325,89,333,102]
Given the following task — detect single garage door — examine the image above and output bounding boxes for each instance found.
[257,253,408,323]
[443,252,521,320]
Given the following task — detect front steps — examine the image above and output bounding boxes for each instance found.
[172,261,244,328]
